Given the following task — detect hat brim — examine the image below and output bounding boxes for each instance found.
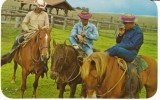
[34,1,47,9]
[121,16,136,22]
[78,13,92,19]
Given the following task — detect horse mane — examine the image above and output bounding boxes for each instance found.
[81,52,109,80]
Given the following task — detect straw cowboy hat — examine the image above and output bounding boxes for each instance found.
[121,13,137,22]
[34,0,47,9]
[78,8,92,19]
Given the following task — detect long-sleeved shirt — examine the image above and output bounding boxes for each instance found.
[70,22,99,48]
[116,24,143,53]
[22,11,49,31]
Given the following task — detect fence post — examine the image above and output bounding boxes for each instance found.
[97,21,100,31]
[63,17,67,30]
[15,17,20,28]
[50,15,54,26]
[108,23,111,30]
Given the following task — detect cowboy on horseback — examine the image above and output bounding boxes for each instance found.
[1,0,49,66]
[69,7,99,57]
[105,13,143,98]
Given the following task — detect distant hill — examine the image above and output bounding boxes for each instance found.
[1,0,157,28]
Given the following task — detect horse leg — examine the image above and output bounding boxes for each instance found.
[11,61,18,84]
[69,83,77,98]
[80,83,87,98]
[58,83,67,98]
[32,69,43,98]
[21,69,28,98]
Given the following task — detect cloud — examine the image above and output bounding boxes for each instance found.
[66,0,157,16]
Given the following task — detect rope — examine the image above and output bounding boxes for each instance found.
[97,57,128,97]
[20,30,37,47]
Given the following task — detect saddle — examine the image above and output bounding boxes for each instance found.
[116,56,148,98]
[131,56,148,74]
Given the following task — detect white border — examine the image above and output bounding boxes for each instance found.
[0,0,159,100]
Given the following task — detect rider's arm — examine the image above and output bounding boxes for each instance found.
[42,12,49,29]
[22,12,31,32]
[70,23,78,37]
[85,25,99,41]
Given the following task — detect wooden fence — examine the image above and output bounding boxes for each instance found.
[1,10,157,32]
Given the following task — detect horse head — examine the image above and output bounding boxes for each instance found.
[50,40,67,80]
[36,27,52,63]
[80,52,109,98]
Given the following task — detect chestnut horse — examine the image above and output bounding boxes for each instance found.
[11,27,51,98]
[50,40,85,98]
[80,52,157,98]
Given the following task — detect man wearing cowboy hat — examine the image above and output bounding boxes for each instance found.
[69,7,99,57]
[2,0,49,69]
[105,13,143,98]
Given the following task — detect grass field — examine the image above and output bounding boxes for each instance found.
[1,26,157,98]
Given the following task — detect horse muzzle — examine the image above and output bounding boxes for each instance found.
[41,52,50,63]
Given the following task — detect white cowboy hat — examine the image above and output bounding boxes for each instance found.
[34,0,47,9]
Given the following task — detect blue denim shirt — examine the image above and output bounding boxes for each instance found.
[116,24,143,54]
[70,22,99,48]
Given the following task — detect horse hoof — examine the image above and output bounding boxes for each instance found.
[11,80,15,84]
[32,95,36,98]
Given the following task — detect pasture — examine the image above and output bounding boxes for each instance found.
[1,25,157,98]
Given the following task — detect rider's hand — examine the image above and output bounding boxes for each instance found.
[77,35,84,43]
[81,32,86,37]
[119,27,125,36]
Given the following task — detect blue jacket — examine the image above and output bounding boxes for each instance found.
[116,24,143,54]
[70,22,99,48]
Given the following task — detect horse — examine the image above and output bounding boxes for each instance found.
[11,27,51,98]
[50,40,85,98]
[80,52,157,98]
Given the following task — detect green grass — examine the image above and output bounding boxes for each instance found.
[1,27,157,98]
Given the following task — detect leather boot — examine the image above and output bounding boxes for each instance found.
[125,63,138,98]
[12,35,24,50]
[1,35,24,66]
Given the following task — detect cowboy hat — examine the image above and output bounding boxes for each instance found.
[78,7,92,19]
[121,13,137,22]
[34,0,47,9]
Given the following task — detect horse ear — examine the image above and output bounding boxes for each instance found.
[91,60,96,70]
[53,39,56,48]
[47,26,52,32]
[78,57,84,66]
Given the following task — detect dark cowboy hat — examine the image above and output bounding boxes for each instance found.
[78,7,92,19]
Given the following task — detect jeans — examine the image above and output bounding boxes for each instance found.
[105,45,137,62]
[69,37,93,56]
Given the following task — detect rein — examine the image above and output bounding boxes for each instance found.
[57,46,80,83]
[97,58,128,97]
[30,41,41,63]
[86,57,128,98]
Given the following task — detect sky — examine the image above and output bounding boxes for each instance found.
[66,0,157,16]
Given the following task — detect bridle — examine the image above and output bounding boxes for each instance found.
[53,45,80,83]
[30,31,50,63]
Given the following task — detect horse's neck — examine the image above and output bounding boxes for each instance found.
[98,57,125,96]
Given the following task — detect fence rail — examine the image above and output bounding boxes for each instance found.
[1,11,157,32]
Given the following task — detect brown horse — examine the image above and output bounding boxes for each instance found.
[50,40,85,98]
[80,52,157,98]
[11,27,51,98]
